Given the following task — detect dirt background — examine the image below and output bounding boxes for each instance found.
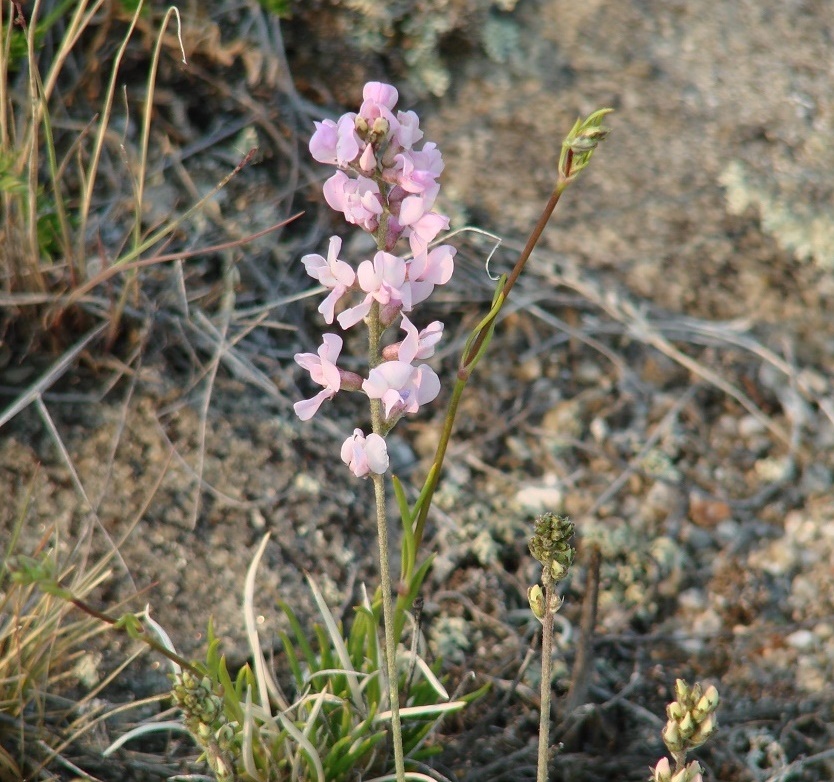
[2,0,834,780]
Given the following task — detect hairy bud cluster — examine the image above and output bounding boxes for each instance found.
[662,679,720,755]
[649,679,720,782]
[172,670,237,781]
[528,513,575,586]
[527,513,575,621]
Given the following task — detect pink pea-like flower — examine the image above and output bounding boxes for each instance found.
[362,356,441,421]
[323,171,383,233]
[338,252,410,329]
[391,110,423,151]
[309,115,361,167]
[382,316,444,362]
[408,243,456,306]
[293,334,344,421]
[341,428,389,477]
[394,143,444,196]
[302,236,356,324]
[398,197,449,252]
[358,82,400,132]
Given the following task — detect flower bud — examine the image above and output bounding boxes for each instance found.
[673,761,703,782]
[528,585,546,622]
[689,713,718,748]
[693,685,719,720]
[662,719,684,753]
[651,757,672,782]
[667,701,686,721]
[678,710,696,739]
[372,117,389,137]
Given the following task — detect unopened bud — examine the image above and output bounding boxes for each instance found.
[667,701,686,721]
[372,117,389,137]
[662,720,684,753]
[674,678,689,704]
[651,756,672,782]
[678,710,696,739]
[693,685,719,720]
[528,585,546,621]
[671,761,703,782]
[689,713,718,748]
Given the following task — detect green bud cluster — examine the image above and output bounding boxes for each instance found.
[527,513,575,621]
[528,513,575,586]
[661,679,719,755]
[172,670,238,781]
[558,108,613,181]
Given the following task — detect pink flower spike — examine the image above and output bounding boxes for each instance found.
[293,334,343,420]
[341,429,389,477]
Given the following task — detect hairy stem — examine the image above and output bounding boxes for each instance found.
[368,301,406,782]
[536,583,555,782]
[372,471,406,782]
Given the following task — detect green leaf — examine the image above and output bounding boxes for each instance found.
[279,630,305,688]
[278,599,317,670]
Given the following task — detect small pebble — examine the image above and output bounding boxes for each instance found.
[787,629,816,652]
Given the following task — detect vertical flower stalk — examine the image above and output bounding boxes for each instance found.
[528,513,575,782]
[296,83,611,782]
[294,82,457,782]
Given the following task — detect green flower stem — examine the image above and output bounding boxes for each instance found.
[537,582,556,782]
[412,175,571,553]
[367,300,406,782]
[372,471,406,782]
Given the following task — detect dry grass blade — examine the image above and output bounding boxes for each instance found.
[244,533,289,713]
